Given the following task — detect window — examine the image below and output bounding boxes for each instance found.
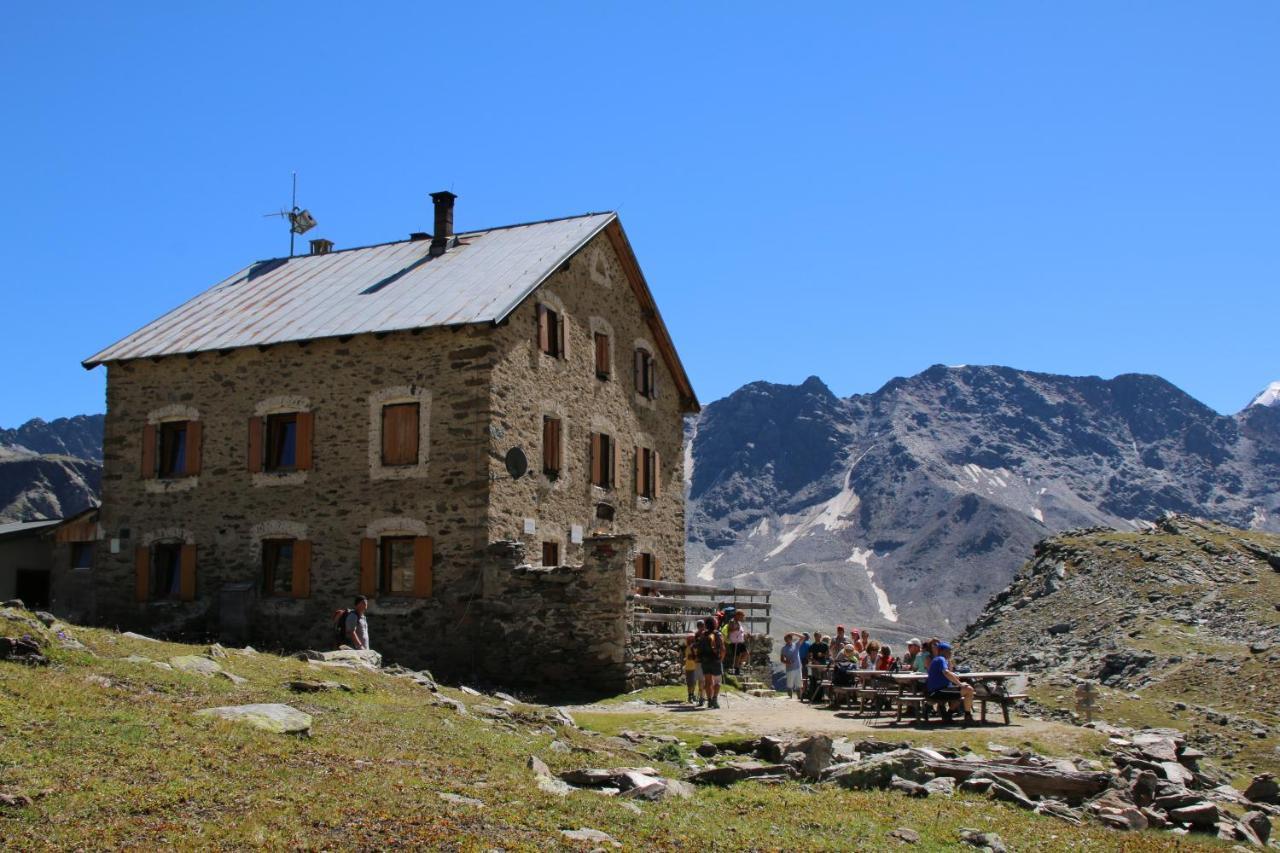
[634,348,657,399]
[542,541,560,566]
[379,537,416,595]
[595,503,615,521]
[381,403,420,466]
[542,416,562,478]
[635,446,659,499]
[266,414,298,470]
[590,432,618,489]
[261,539,295,597]
[635,552,658,594]
[70,542,94,570]
[594,333,611,380]
[537,304,564,358]
[142,418,201,480]
[152,542,183,600]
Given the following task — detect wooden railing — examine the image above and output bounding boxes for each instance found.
[628,577,772,637]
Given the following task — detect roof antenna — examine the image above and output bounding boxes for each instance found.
[263,172,317,257]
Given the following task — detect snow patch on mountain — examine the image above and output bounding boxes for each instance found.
[1250,381,1280,409]
[765,468,860,558]
[848,546,898,622]
[696,552,722,582]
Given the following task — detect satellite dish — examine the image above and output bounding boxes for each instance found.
[505,447,528,479]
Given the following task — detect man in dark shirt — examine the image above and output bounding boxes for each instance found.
[802,632,831,702]
[925,642,974,725]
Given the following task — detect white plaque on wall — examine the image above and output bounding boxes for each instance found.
[523,518,536,535]
[570,524,583,544]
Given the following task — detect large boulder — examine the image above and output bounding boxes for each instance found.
[687,761,795,786]
[300,649,382,668]
[824,750,930,790]
[786,734,834,781]
[1245,773,1279,805]
[194,703,312,735]
[169,655,222,676]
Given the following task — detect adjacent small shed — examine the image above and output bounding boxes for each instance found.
[0,508,101,617]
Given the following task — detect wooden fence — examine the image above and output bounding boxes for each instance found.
[629,577,772,638]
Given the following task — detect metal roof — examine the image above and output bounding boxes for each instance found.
[0,518,61,540]
[84,212,616,366]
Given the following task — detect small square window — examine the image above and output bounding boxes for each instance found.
[152,542,183,600]
[542,541,560,566]
[158,422,188,478]
[634,349,656,399]
[379,536,416,595]
[70,542,94,570]
[261,539,295,597]
[265,414,298,471]
[538,304,564,358]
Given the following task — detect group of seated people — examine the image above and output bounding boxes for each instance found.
[783,627,976,724]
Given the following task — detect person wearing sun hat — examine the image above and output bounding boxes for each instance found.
[925,641,975,725]
[779,633,804,698]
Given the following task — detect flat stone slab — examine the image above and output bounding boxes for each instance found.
[301,649,382,668]
[195,703,312,735]
[169,655,223,676]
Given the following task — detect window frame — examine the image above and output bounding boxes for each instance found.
[594,332,611,380]
[591,432,616,489]
[261,538,296,597]
[378,535,418,597]
[542,541,560,567]
[70,542,94,571]
[538,303,565,358]
[157,421,189,478]
[542,416,562,478]
[637,446,657,499]
[151,542,184,600]
[264,413,299,472]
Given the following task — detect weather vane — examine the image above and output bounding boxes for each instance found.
[264,172,317,257]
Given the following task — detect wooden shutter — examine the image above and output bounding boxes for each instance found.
[634,446,642,496]
[360,538,377,596]
[652,554,660,581]
[382,404,418,466]
[595,333,609,376]
[134,547,150,602]
[634,554,645,579]
[184,421,202,476]
[413,536,434,598]
[590,433,602,486]
[179,544,197,601]
[141,424,156,479]
[537,304,549,353]
[291,539,311,599]
[555,311,565,357]
[649,357,658,399]
[634,349,644,394]
[247,417,263,473]
[611,436,620,489]
[296,411,314,470]
[550,419,561,472]
[653,449,661,497]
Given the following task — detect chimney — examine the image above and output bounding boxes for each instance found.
[309,238,334,255]
[429,191,456,258]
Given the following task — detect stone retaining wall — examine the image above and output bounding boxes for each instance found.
[625,632,774,689]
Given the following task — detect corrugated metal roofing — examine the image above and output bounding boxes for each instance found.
[84,212,616,366]
[0,518,61,539]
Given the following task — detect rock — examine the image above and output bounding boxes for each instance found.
[549,739,571,753]
[959,776,994,794]
[924,776,956,797]
[1168,801,1220,828]
[788,734,834,781]
[1242,810,1271,844]
[0,792,34,809]
[194,703,312,735]
[239,646,258,655]
[887,827,920,844]
[433,697,467,715]
[121,631,160,642]
[437,792,484,808]
[1128,769,1159,807]
[826,750,929,790]
[206,643,229,659]
[546,707,576,728]
[958,829,1006,852]
[1132,734,1179,763]
[33,611,56,627]
[216,671,247,686]
[560,828,619,847]
[1035,801,1083,825]
[988,777,1036,810]
[559,767,660,789]
[1,599,25,609]
[1155,790,1204,811]
[528,755,553,778]
[622,778,694,801]
[1095,806,1148,832]
[151,662,173,671]
[168,655,222,676]
[0,637,48,666]
[301,649,381,668]
[1249,642,1272,655]
[536,775,571,796]
[890,775,929,798]
[854,738,902,755]
[123,654,152,664]
[1047,622,1072,635]
[756,735,785,763]
[459,685,482,696]
[1160,761,1195,786]
[1245,773,1279,805]
[287,679,352,693]
[687,761,795,786]
[84,674,113,688]
[695,741,718,758]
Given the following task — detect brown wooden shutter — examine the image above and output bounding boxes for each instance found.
[634,349,644,393]
[634,554,645,579]
[649,358,658,399]
[247,417,263,473]
[537,304,549,353]
[296,411,314,470]
[382,404,418,466]
[413,536,433,598]
[634,446,642,496]
[135,547,150,602]
[595,333,609,376]
[653,554,660,582]
[179,544,197,601]
[590,432,602,486]
[141,424,156,479]
[402,406,419,464]
[653,449,661,497]
[291,539,311,599]
[555,311,565,357]
[360,538,377,597]
[184,421,202,476]
[551,419,561,471]
[611,437,620,489]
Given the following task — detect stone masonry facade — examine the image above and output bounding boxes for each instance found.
[90,227,690,687]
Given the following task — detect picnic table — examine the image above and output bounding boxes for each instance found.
[888,671,1028,725]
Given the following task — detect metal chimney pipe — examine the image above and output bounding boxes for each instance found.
[429,191,456,257]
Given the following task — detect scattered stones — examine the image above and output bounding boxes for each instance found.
[887,827,919,844]
[890,775,929,798]
[958,829,1007,852]
[287,679,352,693]
[0,636,47,666]
[194,703,312,735]
[120,631,160,642]
[688,761,795,786]
[168,655,222,676]
[206,643,228,659]
[298,649,382,668]
[217,671,247,685]
[437,792,484,808]
[824,749,928,790]
[695,741,718,758]
[560,828,620,847]
[923,776,956,797]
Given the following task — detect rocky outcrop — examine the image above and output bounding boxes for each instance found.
[687,366,1280,642]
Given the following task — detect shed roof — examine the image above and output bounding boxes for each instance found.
[0,518,61,540]
[82,212,698,411]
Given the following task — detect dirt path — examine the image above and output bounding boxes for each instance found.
[567,691,1071,744]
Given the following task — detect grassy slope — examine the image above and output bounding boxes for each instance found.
[0,613,1221,851]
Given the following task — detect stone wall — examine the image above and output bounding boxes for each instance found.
[486,229,688,584]
[626,632,775,689]
[476,536,631,692]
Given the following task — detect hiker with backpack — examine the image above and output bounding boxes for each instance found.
[697,616,726,709]
[335,595,370,650]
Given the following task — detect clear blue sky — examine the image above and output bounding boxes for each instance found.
[2,3,1277,426]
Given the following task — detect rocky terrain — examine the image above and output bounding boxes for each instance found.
[0,414,101,523]
[960,515,1280,777]
[686,366,1280,642]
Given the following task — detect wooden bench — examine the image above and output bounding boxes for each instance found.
[978,693,1027,725]
[855,688,895,717]
[828,685,859,709]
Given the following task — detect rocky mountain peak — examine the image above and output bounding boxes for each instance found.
[1249,380,1280,410]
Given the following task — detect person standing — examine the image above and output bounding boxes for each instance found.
[683,632,705,705]
[698,617,726,709]
[726,610,749,675]
[341,596,370,650]
[780,633,804,698]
